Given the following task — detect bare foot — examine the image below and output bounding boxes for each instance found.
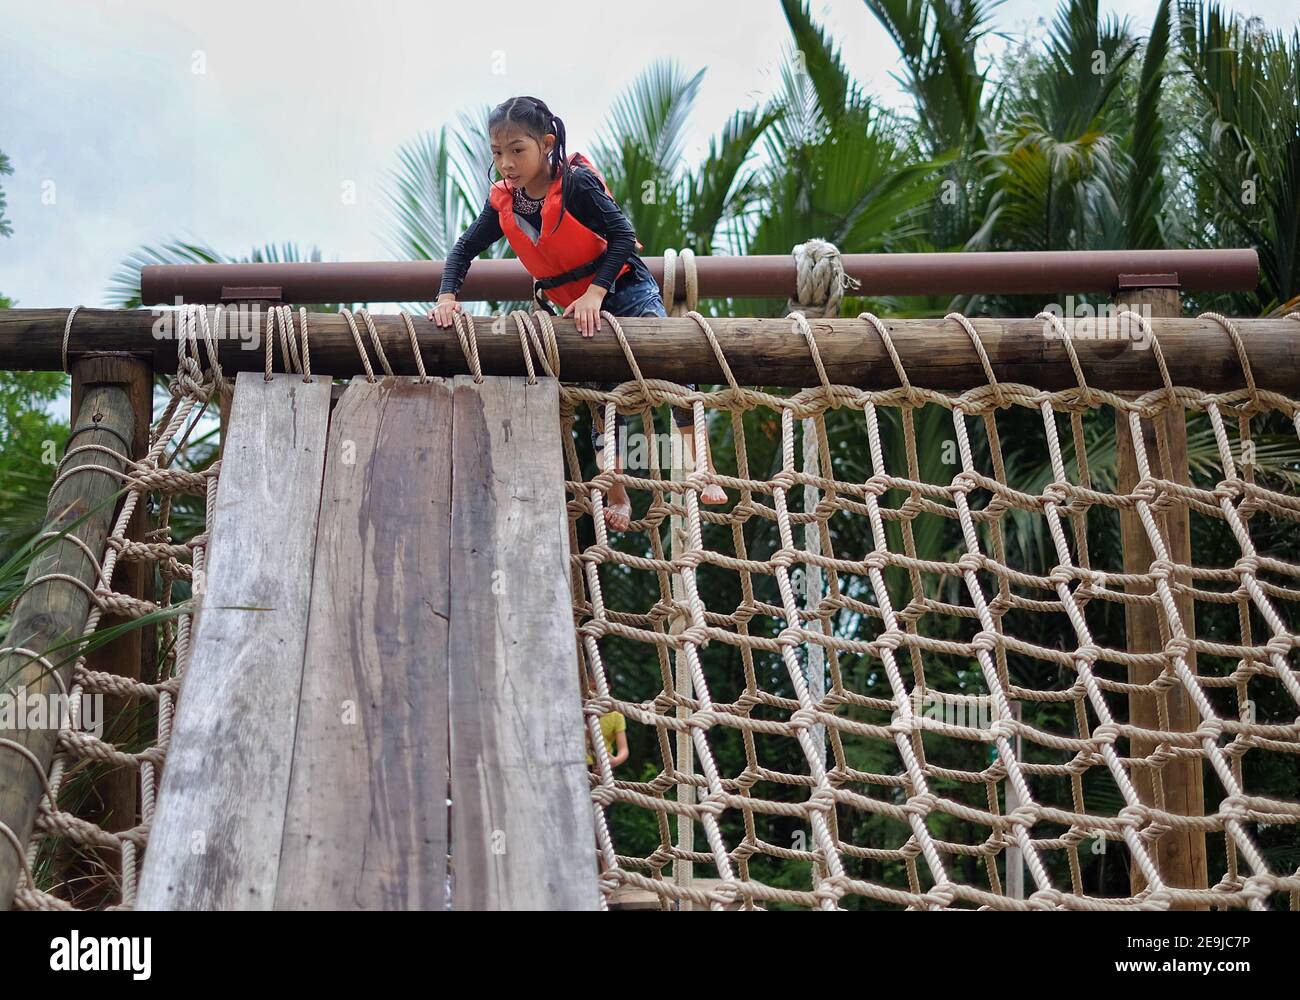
[701,483,727,504]
[604,498,631,532]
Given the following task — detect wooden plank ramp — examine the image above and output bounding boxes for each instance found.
[139,373,596,910]
[138,372,332,909]
[449,375,599,910]
[275,376,453,909]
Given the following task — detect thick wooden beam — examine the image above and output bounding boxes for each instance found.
[0,363,140,909]
[3,310,1297,392]
[276,377,453,910]
[448,375,598,910]
[136,371,331,910]
[1113,288,1208,908]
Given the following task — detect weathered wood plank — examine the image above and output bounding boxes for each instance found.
[448,375,598,910]
[275,376,453,910]
[136,371,331,910]
[7,308,1297,393]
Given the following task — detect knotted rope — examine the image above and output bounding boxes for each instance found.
[787,238,861,319]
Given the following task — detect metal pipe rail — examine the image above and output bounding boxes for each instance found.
[138,249,1260,305]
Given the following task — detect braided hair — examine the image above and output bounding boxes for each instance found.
[487,96,571,237]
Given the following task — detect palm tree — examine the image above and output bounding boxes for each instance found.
[866,0,1002,251]
[1177,0,1300,313]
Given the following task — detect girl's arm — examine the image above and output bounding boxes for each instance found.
[561,168,641,336]
[564,167,638,292]
[611,730,629,768]
[438,196,505,298]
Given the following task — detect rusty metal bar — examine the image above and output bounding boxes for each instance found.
[139,249,1259,305]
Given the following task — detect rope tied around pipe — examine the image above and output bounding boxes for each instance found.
[787,238,861,319]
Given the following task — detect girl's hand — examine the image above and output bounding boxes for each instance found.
[428,294,461,328]
[563,286,607,338]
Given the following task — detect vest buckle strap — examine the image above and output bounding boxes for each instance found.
[534,256,602,290]
[532,280,558,314]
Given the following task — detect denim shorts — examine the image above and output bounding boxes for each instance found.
[588,276,694,450]
[602,274,669,318]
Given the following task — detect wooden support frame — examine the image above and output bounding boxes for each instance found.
[0,356,148,909]
[62,355,154,906]
[1112,288,1209,908]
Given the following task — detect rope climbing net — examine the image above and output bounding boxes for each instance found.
[6,247,1299,911]
[554,246,1300,911]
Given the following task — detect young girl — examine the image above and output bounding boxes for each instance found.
[429,95,726,531]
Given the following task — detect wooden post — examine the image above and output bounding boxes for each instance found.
[58,355,152,906]
[0,361,141,909]
[1112,287,1208,908]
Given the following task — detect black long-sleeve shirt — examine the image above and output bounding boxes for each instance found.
[438,163,654,298]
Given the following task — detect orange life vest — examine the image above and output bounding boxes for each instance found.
[489,151,643,308]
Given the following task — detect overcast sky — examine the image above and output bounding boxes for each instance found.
[1,0,1296,310]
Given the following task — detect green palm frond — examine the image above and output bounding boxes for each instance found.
[866,0,1003,158]
[593,59,703,184]
[684,105,785,253]
[449,106,501,210]
[778,0,863,121]
[970,1,1141,255]
[0,466,59,559]
[752,71,935,258]
[864,0,1006,253]
[1032,0,1138,139]
[978,125,1123,250]
[1126,0,1173,249]
[1177,1,1300,310]
[379,114,520,315]
[380,125,467,267]
[591,59,706,254]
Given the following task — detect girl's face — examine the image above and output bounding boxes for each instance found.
[491,125,554,190]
